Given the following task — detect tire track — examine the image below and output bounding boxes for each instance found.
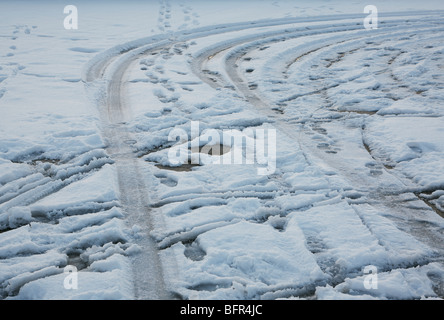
[220,15,444,258]
[183,12,444,296]
[83,11,444,299]
[83,14,373,299]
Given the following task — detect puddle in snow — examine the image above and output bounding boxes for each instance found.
[191,143,231,156]
[155,163,200,172]
[154,144,231,172]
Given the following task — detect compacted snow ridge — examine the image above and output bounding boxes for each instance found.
[1,0,444,300]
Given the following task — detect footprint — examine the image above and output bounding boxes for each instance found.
[317,143,330,150]
[365,162,379,169]
[365,162,384,176]
[369,169,383,176]
[183,240,206,261]
[173,47,183,55]
[161,108,172,115]
[140,58,155,67]
[407,143,422,154]
[248,83,258,90]
[155,90,178,104]
[155,174,178,187]
[312,127,327,135]
[271,107,284,114]
[162,83,175,92]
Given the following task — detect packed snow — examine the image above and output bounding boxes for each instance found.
[1,0,444,300]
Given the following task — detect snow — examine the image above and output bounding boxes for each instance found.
[162,220,327,299]
[1,0,444,300]
[364,117,444,190]
[320,263,444,299]
[15,268,134,300]
[31,163,118,212]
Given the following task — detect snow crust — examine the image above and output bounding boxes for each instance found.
[1,0,444,300]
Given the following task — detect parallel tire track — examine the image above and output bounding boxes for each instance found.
[83,10,444,299]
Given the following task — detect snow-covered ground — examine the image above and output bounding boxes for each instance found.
[1,0,444,300]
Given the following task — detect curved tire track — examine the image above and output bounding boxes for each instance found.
[84,10,444,299]
[219,15,444,255]
[84,13,376,299]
